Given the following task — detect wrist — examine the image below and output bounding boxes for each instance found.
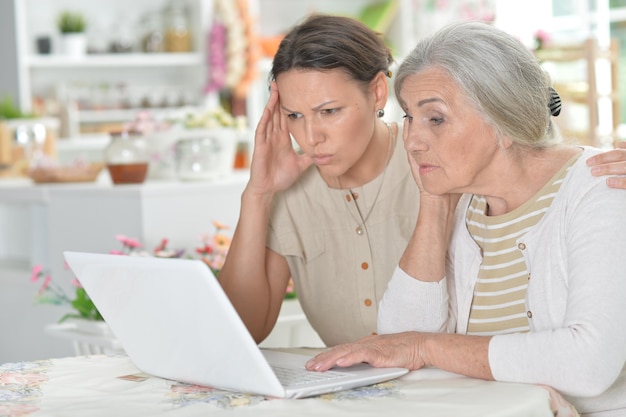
[415,332,434,368]
[241,186,274,210]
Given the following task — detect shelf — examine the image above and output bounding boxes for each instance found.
[26,53,204,68]
[76,107,187,124]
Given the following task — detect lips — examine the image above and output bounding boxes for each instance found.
[312,154,333,165]
[418,163,438,175]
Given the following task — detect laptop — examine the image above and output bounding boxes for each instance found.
[63,251,409,399]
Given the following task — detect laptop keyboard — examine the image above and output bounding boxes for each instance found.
[272,366,347,387]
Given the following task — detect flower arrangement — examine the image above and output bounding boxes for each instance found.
[30,221,296,322]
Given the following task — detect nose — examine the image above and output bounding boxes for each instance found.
[402,118,428,153]
[303,119,325,147]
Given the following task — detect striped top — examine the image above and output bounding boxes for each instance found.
[465,155,579,336]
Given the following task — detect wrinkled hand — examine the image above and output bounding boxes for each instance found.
[305,332,426,372]
[587,141,626,189]
[407,148,461,211]
[247,83,313,196]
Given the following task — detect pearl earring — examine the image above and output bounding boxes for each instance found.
[376,109,385,118]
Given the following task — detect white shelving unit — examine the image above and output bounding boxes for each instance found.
[3,0,214,138]
[2,0,421,138]
[25,52,204,68]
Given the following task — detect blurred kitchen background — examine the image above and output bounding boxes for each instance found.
[0,0,624,362]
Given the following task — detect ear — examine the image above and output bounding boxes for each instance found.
[371,71,389,111]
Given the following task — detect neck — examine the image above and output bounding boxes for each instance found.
[330,121,394,190]
[481,146,579,216]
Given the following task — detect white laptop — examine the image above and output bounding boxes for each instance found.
[63,251,408,399]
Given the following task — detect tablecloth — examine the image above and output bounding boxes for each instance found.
[0,354,568,417]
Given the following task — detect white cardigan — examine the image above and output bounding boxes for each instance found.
[378,147,626,416]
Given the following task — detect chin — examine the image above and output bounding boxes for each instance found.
[422,184,451,196]
[315,164,344,178]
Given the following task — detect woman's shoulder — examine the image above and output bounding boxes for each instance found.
[556,146,626,212]
[564,146,612,186]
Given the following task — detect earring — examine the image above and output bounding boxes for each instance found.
[376,109,385,118]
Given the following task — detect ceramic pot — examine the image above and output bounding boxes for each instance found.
[60,33,87,58]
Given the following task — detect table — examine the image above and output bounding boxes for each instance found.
[0,353,570,417]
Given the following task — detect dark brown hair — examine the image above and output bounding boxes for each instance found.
[270,14,393,86]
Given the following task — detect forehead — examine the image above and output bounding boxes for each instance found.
[276,69,365,107]
[399,67,463,108]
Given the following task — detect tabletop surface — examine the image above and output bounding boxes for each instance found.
[0,353,565,417]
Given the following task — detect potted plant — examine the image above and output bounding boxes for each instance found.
[57,10,87,57]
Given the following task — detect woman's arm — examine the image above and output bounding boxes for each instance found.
[306,330,493,380]
[308,180,626,398]
[378,143,459,334]
[218,84,313,343]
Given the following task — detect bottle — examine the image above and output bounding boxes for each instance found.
[104,131,149,184]
[163,0,191,53]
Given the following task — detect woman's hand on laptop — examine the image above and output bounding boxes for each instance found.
[305,332,425,371]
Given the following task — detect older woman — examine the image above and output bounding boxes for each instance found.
[306,22,626,416]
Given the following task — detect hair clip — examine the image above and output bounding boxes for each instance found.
[548,86,561,117]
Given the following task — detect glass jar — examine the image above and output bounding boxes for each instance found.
[163,1,191,53]
[104,131,149,184]
[175,137,222,181]
[141,11,165,53]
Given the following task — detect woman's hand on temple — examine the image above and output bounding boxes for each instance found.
[247,83,313,196]
[305,332,426,372]
[587,141,626,189]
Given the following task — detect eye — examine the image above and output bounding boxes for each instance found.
[287,112,302,120]
[321,108,339,115]
[430,117,443,126]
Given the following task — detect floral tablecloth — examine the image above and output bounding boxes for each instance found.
[0,354,566,417]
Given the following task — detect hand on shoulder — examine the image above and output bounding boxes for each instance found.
[586,142,626,189]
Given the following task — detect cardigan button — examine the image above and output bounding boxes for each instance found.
[518,243,526,250]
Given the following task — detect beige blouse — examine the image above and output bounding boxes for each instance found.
[267,125,420,346]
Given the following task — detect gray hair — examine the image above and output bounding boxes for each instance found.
[394,21,561,148]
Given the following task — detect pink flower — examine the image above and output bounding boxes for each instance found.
[535,29,551,43]
[70,278,83,288]
[154,238,169,253]
[115,234,129,244]
[30,265,43,282]
[125,237,142,249]
[115,234,142,249]
[38,275,52,295]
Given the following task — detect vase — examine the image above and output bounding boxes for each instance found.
[65,317,115,336]
[45,317,125,355]
[104,131,149,184]
[175,128,237,181]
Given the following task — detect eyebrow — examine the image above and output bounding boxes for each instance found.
[281,100,336,113]
[418,97,444,107]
